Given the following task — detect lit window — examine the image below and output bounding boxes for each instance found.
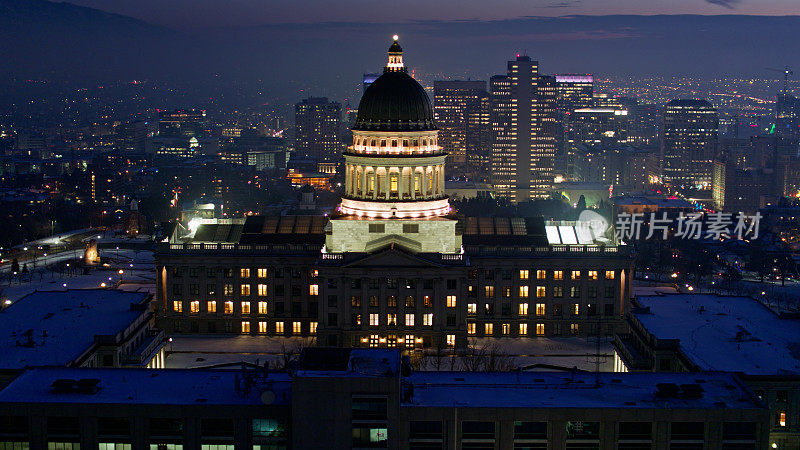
[467,303,477,315]
[536,270,546,279]
[519,269,529,280]
[405,314,415,326]
[241,301,250,315]
[310,269,318,277]
[779,411,787,427]
[387,314,397,326]
[189,301,199,313]
[240,268,250,278]
[468,323,476,334]
[293,321,302,334]
[241,321,250,333]
[446,295,457,307]
[536,303,545,316]
[390,174,398,192]
[173,301,182,313]
[571,270,581,280]
[519,303,529,316]
[570,323,579,335]
[258,321,267,333]
[258,301,267,314]
[310,322,318,334]
[554,270,563,280]
[485,323,494,335]
[519,286,529,298]
[503,287,512,298]
[224,301,233,314]
[240,284,250,296]
[369,334,379,348]
[502,323,510,335]
[258,284,268,296]
[370,313,380,326]
[207,300,216,313]
[536,323,545,335]
[309,284,319,296]
[588,270,598,280]
[423,313,433,326]
[257,268,268,278]
[275,321,284,333]
[573,303,580,315]
[536,286,546,298]
[519,323,528,335]
[446,334,455,347]
[605,270,615,280]
[424,296,433,307]
[224,284,233,296]
[485,286,494,297]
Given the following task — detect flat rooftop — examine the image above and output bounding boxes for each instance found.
[0,367,291,406]
[0,289,150,369]
[634,294,800,375]
[404,371,760,410]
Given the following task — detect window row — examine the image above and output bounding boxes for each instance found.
[171,267,317,279]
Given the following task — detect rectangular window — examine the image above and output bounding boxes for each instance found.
[536,323,545,335]
[485,286,494,297]
[536,270,546,279]
[173,301,182,313]
[387,296,397,308]
[224,301,233,314]
[467,303,477,315]
[241,301,250,315]
[535,303,545,316]
[258,301,267,314]
[536,286,546,298]
[390,173,398,192]
[275,321,284,333]
[503,286,512,298]
[240,268,250,278]
[207,284,216,295]
[502,323,510,335]
[190,301,199,313]
[310,322,318,334]
[405,314,415,326]
[258,321,267,333]
[485,323,494,335]
[571,270,581,280]
[446,334,455,347]
[519,286,529,298]
[446,295,457,307]
[519,303,528,316]
[519,269,529,280]
[605,270,615,280]
[309,284,319,296]
[293,321,301,334]
[370,313,380,326]
[387,314,397,326]
[571,287,581,298]
[405,296,415,307]
[554,270,563,280]
[519,323,528,335]
[570,323,579,335]
[224,284,233,296]
[257,268,268,278]
[241,321,250,334]
[778,411,787,427]
[588,270,598,280]
[573,303,580,315]
[207,300,216,313]
[258,284,268,296]
[554,286,563,298]
[424,296,433,308]
[240,284,250,296]
[468,323,476,334]
[368,223,385,233]
[402,224,419,233]
[423,313,433,326]
[351,296,361,307]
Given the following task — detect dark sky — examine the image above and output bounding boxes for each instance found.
[63,0,800,28]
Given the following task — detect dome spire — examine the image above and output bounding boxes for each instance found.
[385,35,405,73]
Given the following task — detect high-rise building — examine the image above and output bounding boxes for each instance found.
[294,97,343,163]
[158,109,209,138]
[490,55,558,201]
[555,74,594,113]
[433,80,490,180]
[661,99,719,190]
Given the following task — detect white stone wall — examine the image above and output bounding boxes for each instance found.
[326,218,462,254]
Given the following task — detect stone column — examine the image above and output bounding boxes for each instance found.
[362,167,368,199]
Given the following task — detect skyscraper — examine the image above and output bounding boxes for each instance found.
[433,80,490,180]
[490,55,557,201]
[294,97,343,163]
[662,99,719,190]
[555,74,594,113]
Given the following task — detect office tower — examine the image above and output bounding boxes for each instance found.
[158,109,209,138]
[433,80,491,180]
[490,55,557,201]
[569,108,629,147]
[776,93,800,140]
[662,99,719,190]
[555,74,594,113]
[294,97,343,163]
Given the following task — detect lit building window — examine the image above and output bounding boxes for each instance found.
[778,411,787,427]
[571,287,581,298]
[405,335,415,348]
[519,323,528,335]
[519,303,529,316]
[468,323,476,334]
[207,301,216,313]
[605,270,615,280]
[536,286,546,298]
[240,284,250,296]
[258,284,268,296]
[485,323,494,335]
[554,270,563,280]
[446,295,457,307]
[370,313,380,326]
[224,284,233,296]
[309,284,319,296]
[467,303,477,315]
[573,303,580,315]
[310,269,318,277]
[503,287,512,298]
[536,323,545,335]
[310,322,318,334]
[571,270,581,280]
[241,302,250,315]
[241,321,250,334]
[485,286,494,297]
[257,268,268,278]
[502,323,510,335]
[570,323,579,335]
[275,321,284,333]
[390,174,398,192]
[519,286,529,298]
[190,301,199,313]
[424,296,433,307]
[173,301,182,313]
[369,334,379,348]
[387,314,397,326]
[588,270,598,280]
[293,321,302,334]
[519,269,529,280]
[423,313,433,326]
[536,270,546,279]
[405,314,415,326]
[224,301,233,314]
[258,321,267,333]
[536,303,545,316]
[446,334,455,347]
[258,301,267,315]
[240,268,250,278]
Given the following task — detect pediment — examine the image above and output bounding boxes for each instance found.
[343,246,443,268]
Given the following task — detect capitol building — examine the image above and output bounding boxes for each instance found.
[156,38,633,349]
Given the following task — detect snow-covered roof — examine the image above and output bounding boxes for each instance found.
[0,289,150,369]
[403,371,760,409]
[634,294,800,375]
[0,367,291,406]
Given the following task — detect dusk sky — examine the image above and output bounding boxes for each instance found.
[64,0,800,28]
